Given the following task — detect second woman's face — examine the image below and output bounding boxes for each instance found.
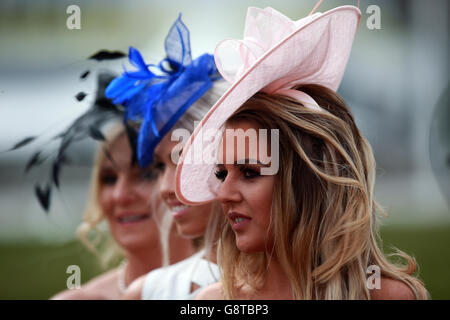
[154,131,212,239]
[99,134,160,251]
[215,120,276,253]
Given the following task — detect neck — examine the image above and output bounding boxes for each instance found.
[260,255,293,299]
[169,232,196,264]
[197,228,221,264]
[203,225,222,264]
[122,234,195,287]
[123,244,162,286]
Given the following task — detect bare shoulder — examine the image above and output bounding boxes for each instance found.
[51,287,92,300]
[370,277,416,300]
[195,282,224,300]
[51,268,119,300]
[122,275,146,300]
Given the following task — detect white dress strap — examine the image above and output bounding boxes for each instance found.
[141,249,220,300]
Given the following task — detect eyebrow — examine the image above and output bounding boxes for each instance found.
[100,165,116,172]
[218,159,270,167]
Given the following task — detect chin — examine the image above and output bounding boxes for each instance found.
[176,226,203,239]
[175,221,206,239]
[235,237,264,253]
[112,230,158,251]
[116,237,148,251]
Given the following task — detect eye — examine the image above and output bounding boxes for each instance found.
[140,169,157,181]
[153,161,166,173]
[240,166,260,179]
[100,173,117,185]
[214,169,227,182]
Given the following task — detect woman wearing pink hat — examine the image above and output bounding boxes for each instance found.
[176,4,429,299]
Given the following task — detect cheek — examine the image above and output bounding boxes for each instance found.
[246,178,274,226]
[135,184,154,204]
[99,188,113,217]
[192,204,212,223]
[187,204,212,235]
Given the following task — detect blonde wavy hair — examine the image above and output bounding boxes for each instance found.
[76,123,134,268]
[162,79,229,259]
[218,84,429,299]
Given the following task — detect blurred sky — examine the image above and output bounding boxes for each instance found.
[0,0,448,242]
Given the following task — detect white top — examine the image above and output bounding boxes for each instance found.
[141,249,220,300]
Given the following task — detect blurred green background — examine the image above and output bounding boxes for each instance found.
[1,223,449,299]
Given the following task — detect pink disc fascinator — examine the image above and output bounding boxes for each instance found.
[175,5,361,204]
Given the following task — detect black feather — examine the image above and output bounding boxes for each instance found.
[8,136,37,151]
[35,184,51,212]
[53,132,65,140]
[88,126,105,141]
[21,71,124,215]
[80,70,90,80]
[88,50,127,61]
[52,161,61,189]
[75,92,87,101]
[102,147,116,166]
[25,151,43,173]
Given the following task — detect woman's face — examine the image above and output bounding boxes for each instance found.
[215,119,276,253]
[154,131,212,238]
[99,134,160,251]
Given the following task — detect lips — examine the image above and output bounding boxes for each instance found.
[168,203,192,219]
[228,211,251,231]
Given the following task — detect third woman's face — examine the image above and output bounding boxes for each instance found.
[99,134,160,251]
[154,131,212,239]
[215,119,276,253]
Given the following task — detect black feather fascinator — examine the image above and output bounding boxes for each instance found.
[7,66,138,212]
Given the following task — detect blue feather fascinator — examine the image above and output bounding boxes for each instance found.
[105,14,221,167]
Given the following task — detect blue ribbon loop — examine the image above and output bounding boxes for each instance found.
[105,14,220,167]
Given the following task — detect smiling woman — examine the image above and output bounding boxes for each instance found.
[97,133,159,251]
[154,132,214,239]
[122,80,229,300]
[51,125,192,299]
[97,13,233,300]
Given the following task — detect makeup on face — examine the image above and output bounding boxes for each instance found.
[153,132,212,238]
[215,120,276,253]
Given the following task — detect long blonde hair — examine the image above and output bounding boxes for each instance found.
[160,79,228,258]
[76,124,132,268]
[218,84,428,299]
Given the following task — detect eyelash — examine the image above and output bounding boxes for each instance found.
[153,161,166,173]
[140,170,157,181]
[241,167,260,179]
[214,169,227,182]
[214,167,261,182]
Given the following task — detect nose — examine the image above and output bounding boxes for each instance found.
[217,174,243,204]
[159,165,176,202]
[112,175,137,205]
